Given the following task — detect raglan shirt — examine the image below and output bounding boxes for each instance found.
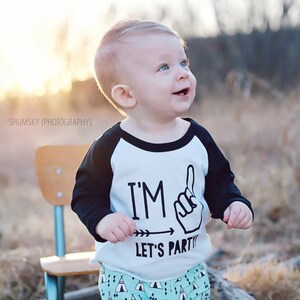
[71,118,253,281]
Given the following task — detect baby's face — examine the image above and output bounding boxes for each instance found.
[118,33,197,121]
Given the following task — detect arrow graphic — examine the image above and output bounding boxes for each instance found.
[134,227,174,237]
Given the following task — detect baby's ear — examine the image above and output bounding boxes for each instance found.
[111,84,136,108]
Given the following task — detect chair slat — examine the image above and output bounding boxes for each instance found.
[35,145,89,205]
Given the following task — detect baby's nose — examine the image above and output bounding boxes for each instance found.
[176,68,189,80]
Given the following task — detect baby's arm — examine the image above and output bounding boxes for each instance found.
[95,213,136,243]
[223,202,253,230]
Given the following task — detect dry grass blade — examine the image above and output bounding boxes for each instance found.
[224,260,300,300]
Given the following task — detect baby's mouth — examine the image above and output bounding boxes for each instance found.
[172,88,189,96]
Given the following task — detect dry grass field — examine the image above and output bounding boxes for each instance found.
[0,93,299,299]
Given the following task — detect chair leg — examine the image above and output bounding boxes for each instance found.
[44,274,65,300]
[57,276,65,300]
[45,273,58,300]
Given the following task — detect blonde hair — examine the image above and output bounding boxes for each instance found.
[94,19,185,113]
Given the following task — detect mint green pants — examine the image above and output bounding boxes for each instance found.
[99,263,210,300]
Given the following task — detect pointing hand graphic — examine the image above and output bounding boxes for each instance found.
[174,165,204,234]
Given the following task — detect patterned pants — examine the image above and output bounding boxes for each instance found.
[99,263,210,300]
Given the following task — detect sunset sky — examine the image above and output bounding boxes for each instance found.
[0,0,299,100]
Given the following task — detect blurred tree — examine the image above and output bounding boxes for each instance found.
[207,0,300,90]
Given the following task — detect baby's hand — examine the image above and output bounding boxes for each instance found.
[223,202,253,230]
[95,213,136,243]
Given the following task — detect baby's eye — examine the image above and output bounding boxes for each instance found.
[180,59,190,68]
[158,64,169,71]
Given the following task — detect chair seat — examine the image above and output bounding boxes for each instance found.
[40,252,99,276]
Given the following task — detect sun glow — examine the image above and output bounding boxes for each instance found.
[0,0,221,100]
[0,0,218,100]
[0,0,107,100]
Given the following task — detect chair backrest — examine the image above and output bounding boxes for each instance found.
[35,145,89,256]
[35,145,89,206]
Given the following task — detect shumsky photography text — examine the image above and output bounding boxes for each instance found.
[8,117,92,127]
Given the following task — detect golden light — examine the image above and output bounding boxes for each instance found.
[0,0,220,101]
[0,0,100,100]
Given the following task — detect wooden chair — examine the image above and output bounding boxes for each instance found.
[35,145,99,300]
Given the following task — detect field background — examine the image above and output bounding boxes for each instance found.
[0,91,299,299]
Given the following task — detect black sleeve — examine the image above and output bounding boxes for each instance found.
[194,122,254,220]
[71,139,113,242]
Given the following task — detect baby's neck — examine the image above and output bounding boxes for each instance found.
[121,117,190,143]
